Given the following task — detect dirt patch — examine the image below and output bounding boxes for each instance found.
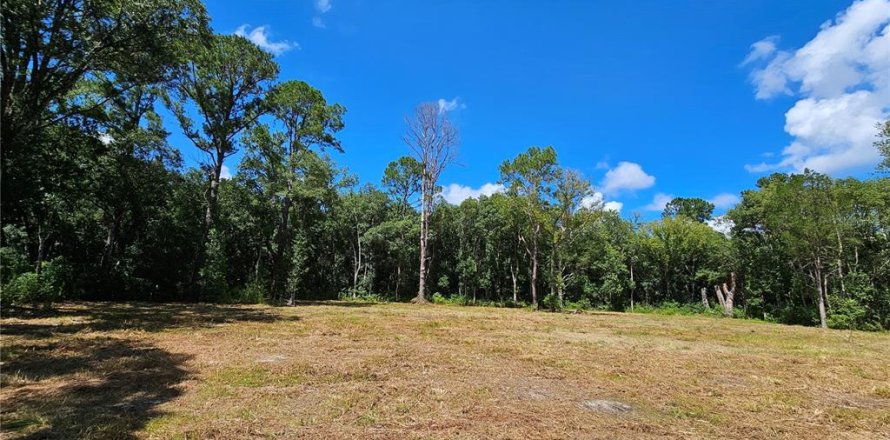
[256,354,287,363]
[581,399,633,413]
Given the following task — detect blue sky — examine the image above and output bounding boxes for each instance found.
[166,0,890,218]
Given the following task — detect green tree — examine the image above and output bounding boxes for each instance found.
[663,197,715,223]
[244,81,344,298]
[1,0,207,157]
[382,156,422,215]
[165,34,278,291]
[500,146,559,308]
[549,169,597,307]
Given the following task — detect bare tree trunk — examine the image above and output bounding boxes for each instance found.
[813,264,828,329]
[405,102,458,304]
[510,263,518,303]
[720,283,734,316]
[714,285,726,310]
[700,287,710,309]
[34,225,51,275]
[395,264,401,300]
[530,256,538,308]
[100,209,122,272]
[414,180,429,303]
[834,224,847,297]
[716,272,737,317]
[528,223,540,309]
[352,228,362,298]
[629,263,635,312]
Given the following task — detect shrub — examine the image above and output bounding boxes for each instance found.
[827,298,871,330]
[229,281,267,304]
[1,262,67,307]
[635,301,718,316]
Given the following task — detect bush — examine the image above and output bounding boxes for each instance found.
[2,272,42,306]
[339,291,387,303]
[563,298,593,311]
[224,281,267,304]
[1,260,68,306]
[635,301,718,316]
[541,293,561,311]
[431,292,468,305]
[828,298,874,330]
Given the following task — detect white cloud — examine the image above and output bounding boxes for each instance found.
[643,193,674,212]
[600,161,656,194]
[312,17,326,28]
[743,0,890,175]
[581,191,623,213]
[437,97,466,113]
[315,0,332,13]
[441,183,504,205]
[742,35,780,65]
[98,133,114,145]
[220,164,232,180]
[709,193,740,209]
[706,216,735,236]
[580,194,601,210]
[594,161,610,170]
[235,25,296,55]
[603,201,623,213]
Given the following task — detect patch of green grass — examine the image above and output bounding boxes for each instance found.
[144,414,188,434]
[1,416,44,432]
[208,365,309,387]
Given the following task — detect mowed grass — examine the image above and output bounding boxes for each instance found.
[2,302,889,439]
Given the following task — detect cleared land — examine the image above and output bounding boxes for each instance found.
[1,302,889,439]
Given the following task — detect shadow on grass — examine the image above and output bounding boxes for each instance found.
[2,302,295,339]
[0,302,298,439]
[292,300,379,308]
[1,337,190,439]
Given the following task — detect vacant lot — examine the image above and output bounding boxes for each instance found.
[1,302,888,439]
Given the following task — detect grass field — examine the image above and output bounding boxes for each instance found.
[1,302,889,439]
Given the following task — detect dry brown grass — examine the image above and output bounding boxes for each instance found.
[2,302,889,439]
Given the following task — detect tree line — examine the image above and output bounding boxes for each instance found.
[3,0,889,330]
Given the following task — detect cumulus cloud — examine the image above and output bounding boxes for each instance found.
[743,0,890,175]
[709,193,740,209]
[441,183,504,205]
[643,193,674,212]
[706,216,735,236]
[742,35,780,65]
[437,97,466,113]
[235,25,296,55]
[603,201,623,213]
[312,17,326,28]
[600,161,656,195]
[580,192,623,213]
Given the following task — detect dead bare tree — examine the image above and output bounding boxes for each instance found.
[404,103,459,303]
[713,272,737,317]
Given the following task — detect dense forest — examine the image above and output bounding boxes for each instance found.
[3,0,890,331]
